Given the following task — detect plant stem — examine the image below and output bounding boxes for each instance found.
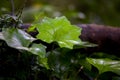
[94,74,99,80]
[10,0,15,15]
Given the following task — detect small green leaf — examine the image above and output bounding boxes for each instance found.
[27,25,36,32]
[74,41,98,49]
[29,43,46,57]
[38,57,49,69]
[29,43,49,69]
[86,58,120,75]
[32,16,82,49]
[80,59,92,71]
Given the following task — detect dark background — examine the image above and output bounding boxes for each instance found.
[0,0,120,26]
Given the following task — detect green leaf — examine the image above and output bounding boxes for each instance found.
[2,28,36,49]
[1,28,49,69]
[29,43,49,69]
[29,43,46,57]
[86,58,120,75]
[74,41,98,49]
[80,59,92,71]
[38,57,49,69]
[33,16,82,49]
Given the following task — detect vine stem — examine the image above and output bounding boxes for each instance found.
[94,74,99,80]
[10,0,15,15]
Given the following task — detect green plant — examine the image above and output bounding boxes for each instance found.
[1,2,120,79]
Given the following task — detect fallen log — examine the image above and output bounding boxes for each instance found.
[78,24,120,55]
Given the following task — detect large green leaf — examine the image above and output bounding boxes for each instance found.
[0,28,49,69]
[1,28,35,49]
[32,16,82,49]
[86,58,120,75]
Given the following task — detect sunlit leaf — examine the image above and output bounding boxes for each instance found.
[38,57,49,69]
[86,58,120,75]
[32,16,82,49]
